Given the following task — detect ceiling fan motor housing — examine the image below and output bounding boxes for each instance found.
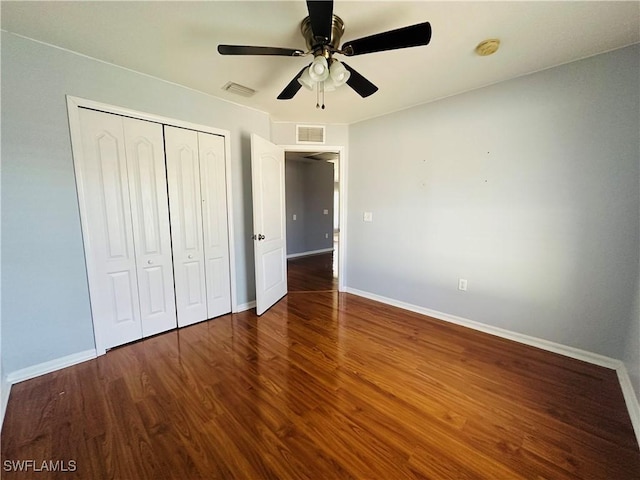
[301,14,345,55]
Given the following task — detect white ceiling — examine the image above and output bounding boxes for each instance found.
[2,1,639,124]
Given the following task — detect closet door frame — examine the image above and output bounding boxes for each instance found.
[67,95,238,356]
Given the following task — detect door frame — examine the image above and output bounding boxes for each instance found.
[67,95,238,354]
[279,144,347,292]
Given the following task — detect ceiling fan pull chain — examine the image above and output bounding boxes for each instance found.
[316,82,320,109]
[321,81,326,110]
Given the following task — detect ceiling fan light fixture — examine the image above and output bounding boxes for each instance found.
[309,55,330,81]
[323,76,337,92]
[218,2,434,106]
[329,59,350,87]
[297,68,315,90]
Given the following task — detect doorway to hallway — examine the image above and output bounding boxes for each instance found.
[284,149,341,292]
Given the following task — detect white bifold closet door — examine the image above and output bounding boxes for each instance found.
[76,109,177,351]
[198,132,232,317]
[164,126,231,328]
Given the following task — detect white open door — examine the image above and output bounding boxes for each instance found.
[251,134,287,315]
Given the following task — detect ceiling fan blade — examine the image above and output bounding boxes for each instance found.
[342,22,432,56]
[218,45,304,56]
[342,62,378,98]
[306,0,334,41]
[277,65,310,100]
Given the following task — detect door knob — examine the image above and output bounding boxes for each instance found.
[147,260,153,265]
[188,254,193,259]
[258,234,265,241]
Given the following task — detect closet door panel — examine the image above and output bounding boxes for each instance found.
[109,271,138,323]
[77,109,142,350]
[165,126,208,327]
[198,132,232,318]
[123,117,177,337]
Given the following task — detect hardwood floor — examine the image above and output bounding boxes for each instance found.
[2,292,639,479]
[287,252,337,292]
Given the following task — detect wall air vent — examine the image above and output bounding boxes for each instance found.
[222,81,256,97]
[296,125,325,144]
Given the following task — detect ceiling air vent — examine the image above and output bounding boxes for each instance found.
[222,81,256,97]
[297,125,325,144]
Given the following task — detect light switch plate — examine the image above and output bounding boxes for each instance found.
[363,212,373,222]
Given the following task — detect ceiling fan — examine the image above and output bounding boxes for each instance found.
[218,0,432,108]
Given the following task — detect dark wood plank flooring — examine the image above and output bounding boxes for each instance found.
[287,252,337,292]
[1,292,639,479]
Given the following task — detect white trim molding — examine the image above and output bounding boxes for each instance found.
[345,287,640,447]
[345,287,619,368]
[235,300,257,313]
[617,365,640,447]
[6,349,97,386]
[1,376,11,431]
[1,349,96,429]
[67,95,234,136]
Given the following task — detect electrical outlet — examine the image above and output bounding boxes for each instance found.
[363,212,373,222]
[458,278,468,291]
[293,214,297,221]
[325,233,329,239]
[323,209,329,215]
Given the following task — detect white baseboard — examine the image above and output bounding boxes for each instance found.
[345,287,619,368]
[1,376,11,432]
[287,248,333,259]
[616,365,640,447]
[345,287,640,447]
[235,300,256,313]
[6,349,97,385]
[2,349,97,431]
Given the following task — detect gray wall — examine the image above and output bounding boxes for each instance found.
[304,161,335,253]
[347,44,640,382]
[285,159,334,256]
[1,32,270,373]
[285,160,307,254]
